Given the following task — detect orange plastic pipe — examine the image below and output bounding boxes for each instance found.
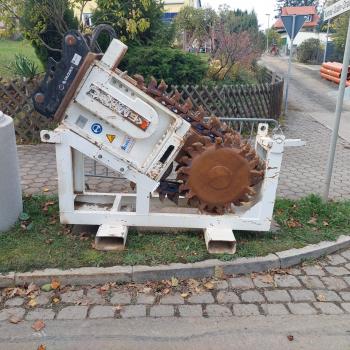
[320,72,350,86]
[320,67,341,78]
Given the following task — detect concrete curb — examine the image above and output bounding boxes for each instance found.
[1,235,350,287]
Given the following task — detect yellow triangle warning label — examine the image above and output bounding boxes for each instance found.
[106,134,116,143]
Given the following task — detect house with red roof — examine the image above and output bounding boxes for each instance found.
[274,6,327,52]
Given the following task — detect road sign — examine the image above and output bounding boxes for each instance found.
[282,15,307,115]
[325,0,350,21]
[281,15,307,40]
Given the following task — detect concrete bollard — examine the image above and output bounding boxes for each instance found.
[0,111,23,232]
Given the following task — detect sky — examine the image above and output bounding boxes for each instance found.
[203,0,278,30]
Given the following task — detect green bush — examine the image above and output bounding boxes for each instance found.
[21,0,78,65]
[297,38,323,64]
[120,46,208,86]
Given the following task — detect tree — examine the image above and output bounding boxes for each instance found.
[0,0,24,36]
[210,24,261,80]
[175,6,218,51]
[218,6,259,34]
[332,13,349,58]
[21,0,78,64]
[276,0,319,11]
[92,0,165,45]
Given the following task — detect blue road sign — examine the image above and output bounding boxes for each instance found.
[281,15,307,40]
[91,123,103,134]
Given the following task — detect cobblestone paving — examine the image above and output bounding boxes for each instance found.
[17,112,350,199]
[2,250,350,321]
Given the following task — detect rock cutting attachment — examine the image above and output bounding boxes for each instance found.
[131,75,265,214]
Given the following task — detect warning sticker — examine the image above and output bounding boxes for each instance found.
[121,136,135,153]
[106,134,116,143]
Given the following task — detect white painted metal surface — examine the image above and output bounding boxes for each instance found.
[0,111,23,232]
[41,123,304,254]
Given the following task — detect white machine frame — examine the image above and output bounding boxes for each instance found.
[41,123,304,254]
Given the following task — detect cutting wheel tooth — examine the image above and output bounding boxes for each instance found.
[179,183,190,192]
[158,79,168,93]
[188,196,200,208]
[133,74,145,88]
[186,189,197,199]
[178,156,191,166]
[209,116,221,130]
[224,134,234,146]
[215,137,223,148]
[170,90,181,103]
[250,170,264,178]
[148,77,158,89]
[221,122,229,132]
[246,187,256,196]
[181,98,193,113]
[238,194,250,203]
[249,157,260,169]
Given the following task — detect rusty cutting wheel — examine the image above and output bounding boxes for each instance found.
[133,75,265,214]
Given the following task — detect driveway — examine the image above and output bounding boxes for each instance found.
[261,55,350,142]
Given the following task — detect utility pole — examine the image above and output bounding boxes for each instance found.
[266,13,271,52]
[323,19,331,62]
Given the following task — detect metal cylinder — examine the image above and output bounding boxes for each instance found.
[0,111,23,232]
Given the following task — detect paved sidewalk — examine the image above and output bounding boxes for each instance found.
[17,111,350,199]
[2,249,350,321]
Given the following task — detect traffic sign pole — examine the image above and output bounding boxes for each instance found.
[323,17,350,200]
[284,15,296,115]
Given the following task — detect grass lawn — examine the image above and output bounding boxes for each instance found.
[0,39,44,80]
[0,194,349,273]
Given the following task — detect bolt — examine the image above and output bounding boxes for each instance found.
[34,93,45,104]
[65,34,77,46]
[98,154,103,159]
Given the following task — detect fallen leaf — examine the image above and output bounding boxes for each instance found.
[307,217,317,225]
[9,315,22,324]
[258,274,274,284]
[180,293,189,298]
[42,201,55,212]
[41,284,52,292]
[26,283,38,295]
[204,281,214,290]
[28,298,37,308]
[287,335,294,341]
[32,320,45,332]
[37,345,46,350]
[143,287,152,294]
[163,288,170,295]
[317,294,326,302]
[114,304,123,311]
[286,219,302,228]
[45,239,53,245]
[100,283,111,292]
[43,188,49,192]
[51,279,60,290]
[171,277,179,287]
[52,297,60,304]
[323,221,329,226]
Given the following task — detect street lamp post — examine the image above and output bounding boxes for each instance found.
[266,13,271,52]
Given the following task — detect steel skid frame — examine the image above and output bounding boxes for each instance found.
[41,124,304,254]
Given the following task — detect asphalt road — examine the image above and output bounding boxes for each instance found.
[1,315,350,350]
[261,55,350,141]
